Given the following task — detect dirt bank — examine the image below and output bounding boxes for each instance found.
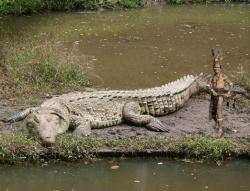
[0,98,249,140]
[0,97,249,162]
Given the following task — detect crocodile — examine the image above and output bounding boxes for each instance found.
[2,74,212,144]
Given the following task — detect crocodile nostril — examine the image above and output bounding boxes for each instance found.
[42,142,53,147]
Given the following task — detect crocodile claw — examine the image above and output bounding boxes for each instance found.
[72,126,91,137]
[1,118,14,123]
[146,118,169,132]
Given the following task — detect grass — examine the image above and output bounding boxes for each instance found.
[1,0,250,16]
[6,48,88,85]
[0,39,90,102]
[0,133,41,163]
[0,0,147,15]
[0,132,247,163]
[166,0,249,4]
[236,72,250,98]
[231,65,250,101]
[167,137,235,159]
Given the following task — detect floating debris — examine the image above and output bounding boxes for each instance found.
[216,161,222,166]
[73,41,79,45]
[110,165,119,170]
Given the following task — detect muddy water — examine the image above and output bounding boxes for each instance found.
[0,5,249,89]
[0,158,249,191]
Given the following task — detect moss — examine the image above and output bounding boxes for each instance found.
[0,132,248,163]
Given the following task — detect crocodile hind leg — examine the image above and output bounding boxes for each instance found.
[123,102,169,132]
[72,118,91,137]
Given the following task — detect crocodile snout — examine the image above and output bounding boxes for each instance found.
[41,136,56,145]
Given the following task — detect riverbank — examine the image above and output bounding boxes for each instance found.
[0,98,249,163]
[0,3,249,164]
[0,134,243,163]
[1,0,146,15]
[0,0,250,16]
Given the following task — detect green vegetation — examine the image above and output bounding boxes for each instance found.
[233,65,250,101]
[6,49,87,87]
[1,0,250,16]
[0,132,248,163]
[0,133,41,162]
[166,0,250,4]
[0,0,147,15]
[0,39,90,101]
[237,73,250,100]
[167,137,234,159]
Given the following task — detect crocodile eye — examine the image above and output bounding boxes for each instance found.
[27,122,35,128]
[33,115,40,123]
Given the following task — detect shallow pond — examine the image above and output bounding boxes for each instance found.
[0,158,249,191]
[0,4,249,89]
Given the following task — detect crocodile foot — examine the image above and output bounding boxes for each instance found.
[146,117,169,132]
[72,125,91,137]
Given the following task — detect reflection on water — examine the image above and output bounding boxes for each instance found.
[0,5,249,90]
[0,158,249,191]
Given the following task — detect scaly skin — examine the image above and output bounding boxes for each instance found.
[4,74,204,144]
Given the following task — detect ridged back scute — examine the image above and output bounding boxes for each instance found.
[62,75,197,102]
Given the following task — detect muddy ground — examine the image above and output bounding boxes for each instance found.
[0,97,249,140]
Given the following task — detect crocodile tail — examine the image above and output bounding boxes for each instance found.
[230,85,247,95]
[194,73,211,93]
[2,107,38,123]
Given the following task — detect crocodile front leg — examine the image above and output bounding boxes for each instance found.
[123,102,169,132]
[71,117,91,137]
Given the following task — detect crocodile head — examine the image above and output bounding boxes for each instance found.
[25,109,69,145]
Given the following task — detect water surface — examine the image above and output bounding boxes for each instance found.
[0,5,249,89]
[0,158,249,191]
